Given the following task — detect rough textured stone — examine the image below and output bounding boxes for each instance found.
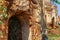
[0,0,42,40]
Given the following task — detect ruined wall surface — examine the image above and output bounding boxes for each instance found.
[17,5,42,40]
[16,0,42,40]
[28,2,42,40]
[10,0,42,40]
[0,0,42,40]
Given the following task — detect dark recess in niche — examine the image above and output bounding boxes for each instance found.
[8,15,22,40]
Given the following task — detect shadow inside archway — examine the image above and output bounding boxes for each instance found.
[8,15,29,40]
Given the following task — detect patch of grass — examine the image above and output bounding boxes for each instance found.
[47,32,60,40]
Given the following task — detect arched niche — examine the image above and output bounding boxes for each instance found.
[8,15,29,40]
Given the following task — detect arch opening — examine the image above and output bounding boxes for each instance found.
[8,15,29,40]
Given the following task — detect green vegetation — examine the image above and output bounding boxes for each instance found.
[1,6,7,11]
[0,31,3,36]
[0,6,8,24]
[51,0,60,4]
[0,20,3,24]
[47,33,60,40]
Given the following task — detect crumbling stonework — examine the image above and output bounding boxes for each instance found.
[0,0,42,40]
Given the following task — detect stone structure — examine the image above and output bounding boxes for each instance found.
[0,0,58,40]
[0,0,42,40]
[44,0,58,28]
[58,16,60,24]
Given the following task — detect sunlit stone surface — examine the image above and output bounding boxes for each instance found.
[11,0,29,11]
